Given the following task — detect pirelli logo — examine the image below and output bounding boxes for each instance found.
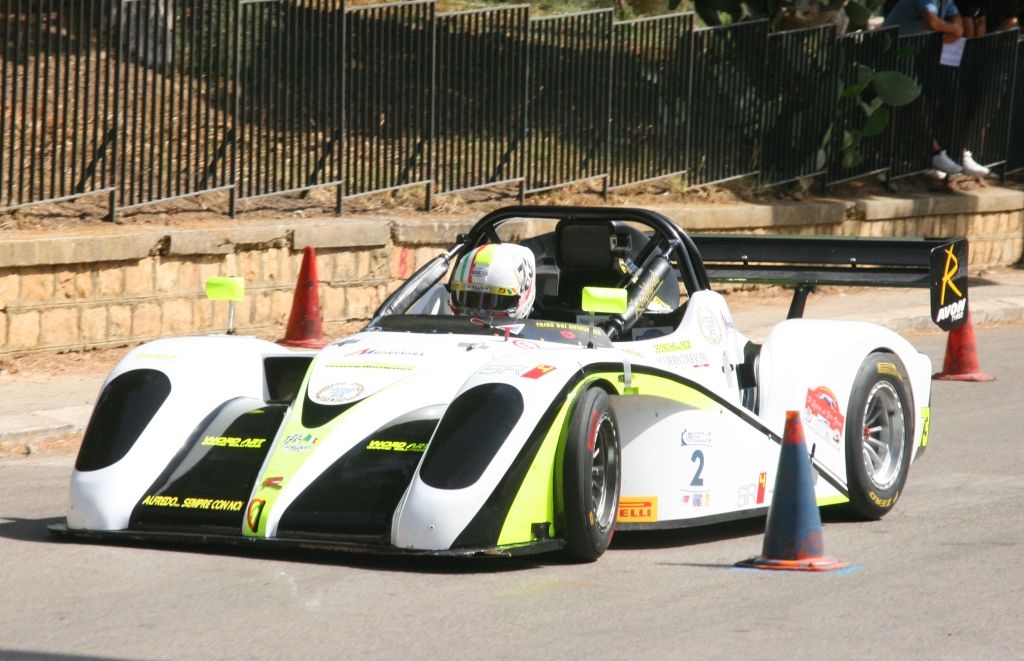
[619,497,658,522]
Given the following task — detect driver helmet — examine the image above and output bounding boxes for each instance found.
[449,243,536,319]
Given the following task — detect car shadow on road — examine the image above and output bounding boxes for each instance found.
[610,515,767,551]
[0,515,545,575]
[0,650,148,661]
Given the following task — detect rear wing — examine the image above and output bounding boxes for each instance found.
[690,235,969,331]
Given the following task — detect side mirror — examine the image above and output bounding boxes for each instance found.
[581,287,627,347]
[206,277,245,335]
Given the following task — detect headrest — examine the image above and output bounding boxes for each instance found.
[555,221,613,271]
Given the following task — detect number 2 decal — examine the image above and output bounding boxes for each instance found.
[690,449,705,487]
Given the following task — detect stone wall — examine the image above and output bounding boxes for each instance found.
[0,188,1021,356]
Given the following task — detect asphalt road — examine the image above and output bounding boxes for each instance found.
[1,325,1022,661]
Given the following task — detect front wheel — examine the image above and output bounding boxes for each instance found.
[845,352,914,519]
[558,387,621,562]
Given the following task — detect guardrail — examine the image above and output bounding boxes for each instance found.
[1,1,1022,220]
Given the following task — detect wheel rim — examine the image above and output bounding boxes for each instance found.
[590,412,618,531]
[860,381,906,490]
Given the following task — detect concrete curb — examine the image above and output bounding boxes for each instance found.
[0,405,91,447]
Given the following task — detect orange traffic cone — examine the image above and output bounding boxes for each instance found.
[933,312,994,382]
[277,246,327,348]
[736,411,850,572]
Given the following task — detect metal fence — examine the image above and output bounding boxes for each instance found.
[826,27,899,187]
[431,6,529,204]
[609,13,693,188]
[761,25,836,187]
[526,10,613,194]
[345,0,433,199]
[890,31,942,180]
[688,20,768,187]
[2,1,1023,220]
[1,0,117,211]
[237,0,345,213]
[953,30,1019,172]
[1010,44,1024,175]
[116,0,237,215]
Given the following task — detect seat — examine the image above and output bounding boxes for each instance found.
[530,220,681,328]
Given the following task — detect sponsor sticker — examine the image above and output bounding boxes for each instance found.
[803,386,845,447]
[656,351,710,368]
[683,492,711,507]
[757,472,767,504]
[559,330,577,340]
[512,339,540,350]
[281,433,318,453]
[344,348,424,357]
[201,436,268,449]
[521,365,557,379]
[315,382,364,403]
[325,362,415,371]
[697,306,723,345]
[680,429,712,446]
[247,499,265,533]
[654,340,692,353]
[618,497,658,522]
[366,440,427,452]
[180,498,244,511]
[930,240,969,330]
[260,476,284,490]
[140,495,180,508]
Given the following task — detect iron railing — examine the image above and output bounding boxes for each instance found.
[688,20,768,187]
[526,10,613,195]
[761,25,836,187]
[953,30,1019,173]
[344,0,433,198]
[1,2,1022,220]
[236,0,345,213]
[890,31,942,180]
[431,6,529,204]
[115,0,237,217]
[826,27,899,187]
[609,13,693,188]
[1,0,117,212]
[1009,41,1024,175]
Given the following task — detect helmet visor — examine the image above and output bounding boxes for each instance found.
[451,289,520,315]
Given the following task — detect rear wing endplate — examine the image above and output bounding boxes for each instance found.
[690,235,969,331]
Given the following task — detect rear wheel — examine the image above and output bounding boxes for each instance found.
[845,352,913,519]
[559,387,620,562]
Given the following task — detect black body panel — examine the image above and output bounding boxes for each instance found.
[277,419,439,541]
[129,399,286,535]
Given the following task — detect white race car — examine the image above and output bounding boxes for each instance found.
[55,206,967,561]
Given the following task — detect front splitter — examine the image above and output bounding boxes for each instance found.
[48,522,565,558]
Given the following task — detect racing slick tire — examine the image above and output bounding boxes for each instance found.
[558,387,621,562]
[845,352,913,520]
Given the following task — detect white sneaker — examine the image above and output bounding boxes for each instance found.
[924,169,947,180]
[932,150,963,175]
[962,150,990,176]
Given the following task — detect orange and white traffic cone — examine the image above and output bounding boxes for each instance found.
[932,312,994,382]
[736,411,850,572]
[277,246,327,349]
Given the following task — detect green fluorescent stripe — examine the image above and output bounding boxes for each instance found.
[245,357,372,537]
[496,381,588,546]
[816,495,850,507]
[495,373,718,547]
